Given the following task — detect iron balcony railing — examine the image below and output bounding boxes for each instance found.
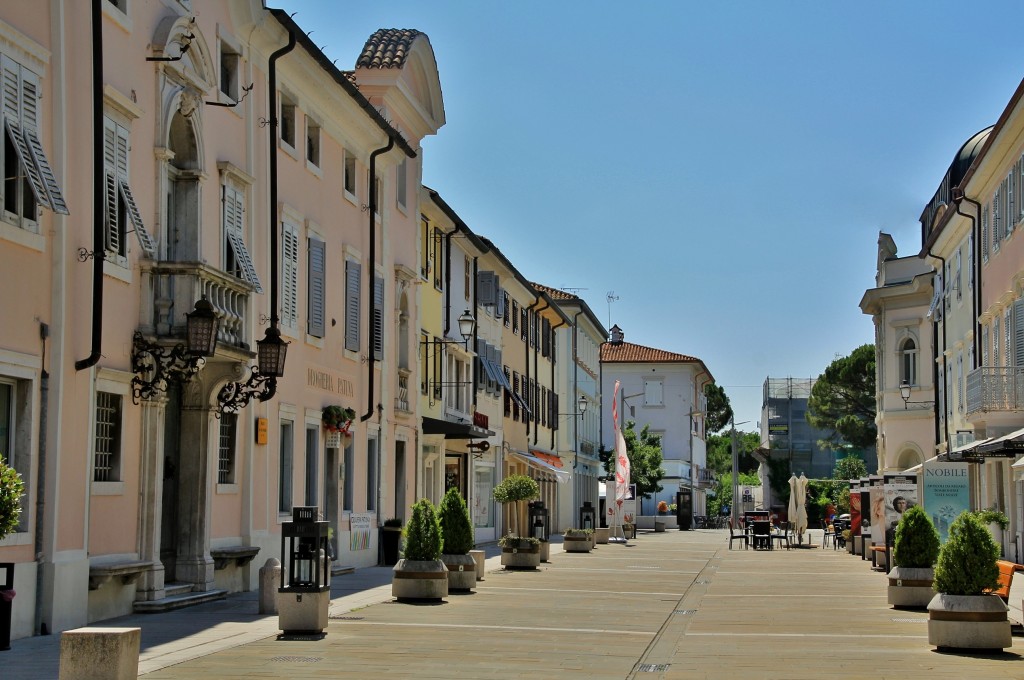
[966,366,1024,415]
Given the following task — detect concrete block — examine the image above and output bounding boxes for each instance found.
[258,558,281,615]
[277,590,329,633]
[59,627,140,680]
[469,550,485,580]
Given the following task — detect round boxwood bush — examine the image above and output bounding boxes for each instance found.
[402,498,443,561]
[0,455,24,541]
[933,510,1001,596]
[492,474,539,537]
[439,487,474,555]
[892,505,940,569]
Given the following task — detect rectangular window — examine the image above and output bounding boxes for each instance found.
[993,191,1002,252]
[644,378,664,407]
[512,300,519,333]
[103,117,153,261]
[307,237,325,338]
[218,413,236,484]
[279,420,294,513]
[994,315,1001,368]
[521,308,528,341]
[396,157,407,210]
[982,324,990,366]
[345,259,361,352]
[2,55,68,228]
[305,425,318,507]
[0,380,27,531]
[366,437,378,512]
[968,232,974,290]
[222,185,262,291]
[373,274,384,360]
[342,440,354,512]
[503,292,510,327]
[279,93,296,148]
[93,392,122,482]
[281,222,299,330]
[344,151,356,196]
[305,117,320,167]
[219,41,240,100]
[512,371,521,421]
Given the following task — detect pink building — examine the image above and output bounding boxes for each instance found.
[0,1,443,640]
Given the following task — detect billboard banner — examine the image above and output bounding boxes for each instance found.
[849,480,862,537]
[868,476,885,545]
[922,461,970,544]
[883,474,919,548]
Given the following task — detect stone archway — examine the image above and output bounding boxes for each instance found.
[894,447,924,472]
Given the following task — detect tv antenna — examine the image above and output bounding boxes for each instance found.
[606,290,619,328]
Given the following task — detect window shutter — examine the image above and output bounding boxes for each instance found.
[307,238,326,338]
[119,180,154,256]
[103,171,119,254]
[1016,299,1024,367]
[1,56,19,120]
[281,223,299,329]
[496,286,505,319]
[477,271,495,306]
[542,319,551,357]
[345,260,361,352]
[983,325,989,366]
[373,275,384,360]
[4,116,48,209]
[475,339,486,390]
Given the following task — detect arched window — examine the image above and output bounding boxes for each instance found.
[900,338,917,386]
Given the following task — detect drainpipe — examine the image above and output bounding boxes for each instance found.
[34,323,49,634]
[953,191,983,364]
[471,256,478,410]
[571,311,583,470]
[361,137,393,423]
[264,27,297,404]
[550,316,567,451]
[928,250,949,453]
[74,0,105,371]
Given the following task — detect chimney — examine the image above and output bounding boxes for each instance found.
[610,324,624,345]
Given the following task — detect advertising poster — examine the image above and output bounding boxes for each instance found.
[923,461,970,544]
[883,474,919,548]
[868,477,885,545]
[349,512,373,551]
[859,480,872,541]
[849,480,862,536]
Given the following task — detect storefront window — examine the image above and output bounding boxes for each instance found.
[473,465,494,528]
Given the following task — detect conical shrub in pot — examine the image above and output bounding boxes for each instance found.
[927,511,1010,650]
[392,498,447,601]
[888,505,940,609]
[439,487,476,591]
[0,455,24,541]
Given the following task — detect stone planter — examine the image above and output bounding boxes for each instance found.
[563,535,592,553]
[846,538,854,554]
[588,533,597,549]
[927,593,1012,650]
[887,566,935,609]
[441,553,477,592]
[539,541,550,562]
[853,535,863,556]
[654,520,666,533]
[392,559,448,602]
[500,541,541,570]
[595,527,610,544]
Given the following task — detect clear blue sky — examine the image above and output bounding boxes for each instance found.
[272,0,1024,431]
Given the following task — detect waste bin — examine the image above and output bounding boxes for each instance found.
[0,562,13,651]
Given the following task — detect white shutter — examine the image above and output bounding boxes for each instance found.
[119,180,154,256]
[983,325,990,366]
[281,223,298,329]
[1015,298,1024,367]
[1,56,19,120]
[226,230,262,293]
[4,115,47,208]
[103,171,119,254]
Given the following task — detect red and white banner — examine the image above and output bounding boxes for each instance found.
[613,380,630,502]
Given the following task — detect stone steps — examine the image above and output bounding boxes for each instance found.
[133,587,228,614]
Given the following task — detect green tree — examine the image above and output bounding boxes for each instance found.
[706,431,760,476]
[708,471,760,517]
[806,344,877,450]
[703,383,734,434]
[493,474,539,538]
[0,455,24,541]
[402,498,443,561]
[438,487,474,555]
[599,421,665,500]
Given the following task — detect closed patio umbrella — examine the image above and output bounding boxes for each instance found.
[787,475,798,528]
[795,473,809,537]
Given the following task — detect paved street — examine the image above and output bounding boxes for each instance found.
[5,529,1024,679]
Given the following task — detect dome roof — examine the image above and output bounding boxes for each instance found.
[949,125,993,189]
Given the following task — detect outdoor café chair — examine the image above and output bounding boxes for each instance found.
[771,522,792,550]
[728,518,748,550]
[821,519,835,549]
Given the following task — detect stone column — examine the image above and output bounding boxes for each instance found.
[136,397,167,601]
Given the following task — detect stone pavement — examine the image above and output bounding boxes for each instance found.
[5,529,1024,679]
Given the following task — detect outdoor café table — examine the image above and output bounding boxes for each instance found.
[751,520,772,550]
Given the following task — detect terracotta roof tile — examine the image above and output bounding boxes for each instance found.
[339,70,358,85]
[357,29,423,69]
[531,282,578,301]
[601,340,701,364]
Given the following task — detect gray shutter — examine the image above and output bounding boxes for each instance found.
[281,224,299,328]
[477,271,495,305]
[373,275,384,360]
[1015,298,1024,367]
[307,238,326,338]
[119,180,154,256]
[345,260,361,352]
[103,171,119,253]
[4,116,48,209]
[476,339,486,390]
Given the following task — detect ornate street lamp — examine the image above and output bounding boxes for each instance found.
[131,297,219,404]
[217,327,290,415]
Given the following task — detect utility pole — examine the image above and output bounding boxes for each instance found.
[731,416,740,530]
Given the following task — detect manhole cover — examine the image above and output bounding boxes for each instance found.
[270,656,323,663]
[638,663,670,672]
[891,617,927,623]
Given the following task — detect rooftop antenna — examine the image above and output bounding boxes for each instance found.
[606,290,619,328]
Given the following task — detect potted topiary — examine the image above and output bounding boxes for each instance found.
[493,474,541,569]
[888,506,940,609]
[392,499,448,602]
[381,517,403,566]
[927,510,1011,651]
[563,528,592,553]
[0,455,24,651]
[438,488,476,592]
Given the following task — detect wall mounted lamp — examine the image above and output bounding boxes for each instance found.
[898,380,934,410]
[130,297,219,404]
[216,327,290,416]
[560,395,588,419]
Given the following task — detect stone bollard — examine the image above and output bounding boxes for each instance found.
[259,558,281,615]
[469,550,485,581]
[59,627,140,680]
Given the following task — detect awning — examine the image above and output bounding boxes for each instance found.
[977,428,1024,457]
[946,437,992,463]
[1012,456,1024,481]
[421,416,494,440]
[508,450,570,484]
[531,451,564,469]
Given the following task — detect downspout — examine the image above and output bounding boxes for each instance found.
[929,250,949,452]
[530,298,550,447]
[34,324,49,634]
[74,0,105,371]
[954,192,983,364]
[361,137,394,422]
[571,311,583,470]
[264,27,297,404]
[471,256,478,410]
[550,317,567,451]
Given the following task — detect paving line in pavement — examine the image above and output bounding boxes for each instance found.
[684,632,927,639]
[703,593,887,598]
[334,621,656,635]
[545,567,701,574]
[484,586,684,597]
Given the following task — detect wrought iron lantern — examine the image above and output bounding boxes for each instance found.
[217,327,290,415]
[457,309,475,346]
[131,297,219,403]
